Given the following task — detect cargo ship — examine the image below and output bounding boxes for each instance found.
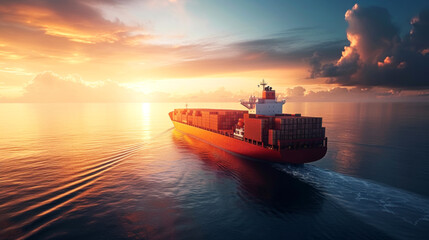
[169,80,327,164]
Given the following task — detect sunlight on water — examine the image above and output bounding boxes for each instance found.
[0,102,428,239]
[140,102,152,141]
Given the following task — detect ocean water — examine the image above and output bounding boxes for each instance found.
[0,102,428,240]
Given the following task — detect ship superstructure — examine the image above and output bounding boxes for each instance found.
[169,80,327,164]
[240,79,285,116]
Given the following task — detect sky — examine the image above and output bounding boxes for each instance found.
[0,0,428,102]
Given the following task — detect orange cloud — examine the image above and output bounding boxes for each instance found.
[0,0,371,101]
[0,0,144,44]
[1,71,427,103]
[20,71,137,102]
[1,71,251,102]
[377,56,392,67]
[310,5,429,90]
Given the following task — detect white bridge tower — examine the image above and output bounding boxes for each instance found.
[240,80,285,116]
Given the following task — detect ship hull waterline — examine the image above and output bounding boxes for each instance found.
[171,119,327,164]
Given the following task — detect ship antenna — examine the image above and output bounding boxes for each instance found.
[259,79,267,88]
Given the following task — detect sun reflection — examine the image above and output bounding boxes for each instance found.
[141,103,152,141]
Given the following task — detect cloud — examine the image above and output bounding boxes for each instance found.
[1,1,426,100]
[15,72,248,102]
[0,72,248,102]
[0,0,209,84]
[285,86,306,97]
[283,86,429,102]
[0,0,141,44]
[311,4,429,90]
[149,37,345,78]
[0,0,346,84]
[1,72,427,102]
[16,71,148,102]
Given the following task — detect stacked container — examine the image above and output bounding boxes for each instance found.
[243,114,269,143]
[172,109,325,148]
[172,109,246,132]
[272,116,324,141]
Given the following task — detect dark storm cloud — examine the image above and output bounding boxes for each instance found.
[282,86,429,102]
[231,31,346,63]
[406,9,429,51]
[151,37,345,78]
[311,4,429,90]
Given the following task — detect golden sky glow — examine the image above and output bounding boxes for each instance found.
[0,1,427,102]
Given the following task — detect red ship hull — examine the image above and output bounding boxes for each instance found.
[171,119,327,164]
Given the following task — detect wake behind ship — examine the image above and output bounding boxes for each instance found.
[169,80,327,164]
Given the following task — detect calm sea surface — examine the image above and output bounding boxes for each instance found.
[0,102,428,240]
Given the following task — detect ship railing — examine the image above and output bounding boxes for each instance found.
[281,137,327,150]
[263,137,327,151]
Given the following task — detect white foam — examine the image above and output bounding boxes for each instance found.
[276,164,429,240]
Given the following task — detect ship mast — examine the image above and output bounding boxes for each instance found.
[259,79,267,90]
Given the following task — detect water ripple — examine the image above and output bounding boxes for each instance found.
[277,164,429,240]
[0,144,143,240]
